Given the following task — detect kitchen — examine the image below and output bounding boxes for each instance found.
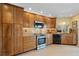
[0,3,79,56]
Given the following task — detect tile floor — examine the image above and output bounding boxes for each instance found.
[18,44,79,56]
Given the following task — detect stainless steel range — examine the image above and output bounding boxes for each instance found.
[36,35,46,50]
[34,21,46,50]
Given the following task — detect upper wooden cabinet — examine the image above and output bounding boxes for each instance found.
[42,17,49,27]
[23,12,35,27]
[23,12,30,27]
[0,7,2,55]
[2,4,24,24]
[29,13,34,27]
[29,13,36,27]
[2,4,14,24]
[36,15,43,22]
[14,7,24,24]
[0,4,2,24]
[0,4,2,55]
[50,18,56,28]
[23,11,56,28]
[46,17,56,28]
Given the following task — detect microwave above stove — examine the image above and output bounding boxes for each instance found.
[34,21,44,29]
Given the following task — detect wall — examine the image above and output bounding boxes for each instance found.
[56,17,72,33]
[71,14,79,46]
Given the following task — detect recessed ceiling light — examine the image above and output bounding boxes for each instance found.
[40,11,43,14]
[29,8,32,10]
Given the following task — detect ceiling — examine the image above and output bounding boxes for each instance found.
[13,3,79,18]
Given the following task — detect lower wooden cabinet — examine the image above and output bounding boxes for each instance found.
[23,36,36,52]
[2,24,24,55]
[0,4,2,55]
[2,24,15,55]
[46,34,53,45]
[13,24,23,54]
[61,34,76,45]
[0,24,2,55]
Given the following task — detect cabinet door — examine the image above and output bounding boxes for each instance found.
[0,24,2,55]
[61,35,68,44]
[23,12,30,27]
[42,16,46,24]
[36,15,43,22]
[14,24,23,54]
[2,24,15,55]
[61,34,73,45]
[50,18,56,28]
[46,34,52,45]
[67,35,73,44]
[24,36,36,52]
[0,4,2,55]
[2,4,13,24]
[29,13,36,28]
[14,7,24,24]
[0,4,2,24]
[46,18,56,28]
[46,17,51,28]
[43,17,48,28]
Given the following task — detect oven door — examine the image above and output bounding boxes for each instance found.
[38,37,45,45]
[36,35,46,49]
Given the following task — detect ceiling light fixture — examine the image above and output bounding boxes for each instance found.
[40,11,43,14]
[29,7,32,10]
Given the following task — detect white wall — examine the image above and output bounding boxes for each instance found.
[56,17,72,33]
[72,15,79,46]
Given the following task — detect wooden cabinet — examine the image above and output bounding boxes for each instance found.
[23,12,30,27]
[46,34,52,45]
[45,17,51,28]
[2,24,15,55]
[0,4,2,24]
[36,15,43,22]
[47,18,56,28]
[14,7,24,24]
[0,3,56,55]
[0,3,24,56]
[24,12,36,27]
[61,34,74,45]
[50,18,56,28]
[0,24,2,55]
[0,4,2,55]
[23,12,36,52]
[29,13,36,27]
[23,36,36,52]
[2,4,14,24]
[2,24,23,56]
[42,16,47,25]
[14,24,23,54]
[2,4,24,24]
